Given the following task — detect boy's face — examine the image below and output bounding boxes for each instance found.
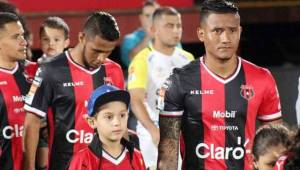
[89,101,128,142]
[40,26,69,57]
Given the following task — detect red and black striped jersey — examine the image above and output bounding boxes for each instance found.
[24,51,124,170]
[273,155,288,170]
[0,60,38,170]
[159,57,282,170]
[68,135,146,170]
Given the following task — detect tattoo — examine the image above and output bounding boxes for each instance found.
[158,116,181,170]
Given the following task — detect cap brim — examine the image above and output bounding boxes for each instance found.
[92,90,130,115]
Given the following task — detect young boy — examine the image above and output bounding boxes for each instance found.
[36,16,70,169]
[68,85,146,170]
[38,16,70,63]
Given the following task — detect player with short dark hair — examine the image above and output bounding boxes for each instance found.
[0,12,37,170]
[23,11,124,170]
[157,1,282,169]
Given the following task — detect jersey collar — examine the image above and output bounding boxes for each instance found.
[200,56,241,84]
[66,51,101,75]
[0,62,19,74]
[88,133,134,163]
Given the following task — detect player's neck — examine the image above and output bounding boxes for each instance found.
[153,41,175,56]
[68,46,85,67]
[100,137,123,158]
[0,56,17,70]
[203,54,238,79]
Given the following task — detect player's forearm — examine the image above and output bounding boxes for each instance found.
[23,112,41,170]
[131,98,156,130]
[157,116,181,170]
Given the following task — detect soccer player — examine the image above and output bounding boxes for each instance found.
[38,16,70,63]
[23,12,124,170]
[157,1,282,169]
[128,7,194,169]
[0,12,37,170]
[68,84,146,170]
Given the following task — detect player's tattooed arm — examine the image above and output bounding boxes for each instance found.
[157,114,181,170]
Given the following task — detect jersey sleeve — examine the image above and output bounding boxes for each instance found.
[24,66,52,118]
[104,59,125,89]
[273,155,288,170]
[67,151,88,170]
[127,52,148,90]
[24,60,39,83]
[158,71,185,117]
[179,48,195,61]
[132,149,147,170]
[257,69,282,122]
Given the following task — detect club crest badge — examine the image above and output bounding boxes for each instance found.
[240,84,254,100]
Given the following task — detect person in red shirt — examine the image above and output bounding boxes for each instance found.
[252,124,290,170]
[23,12,124,170]
[273,129,300,170]
[68,84,146,170]
[157,0,282,169]
[0,12,37,170]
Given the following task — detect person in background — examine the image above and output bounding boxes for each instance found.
[38,16,70,63]
[35,16,70,170]
[128,6,194,170]
[253,124,291,170]
[120,0,159,68]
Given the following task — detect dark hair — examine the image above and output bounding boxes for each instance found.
[83,11,120,41]
[39,16,70,39]
[143,0,159,9]
[253,124,291,161]
[0,1,18,14]
[152,7,180,23]
[0,12,19,30]
[200,0,239,26]
[283,129,300,170]
[0,2,30,42]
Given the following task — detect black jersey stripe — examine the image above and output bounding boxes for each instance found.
[224,66,247,170]
[181,60,204,170]
[92,65,106,90]
[0,91,14,170]
[13,63,30,96]
[48,56,76,170]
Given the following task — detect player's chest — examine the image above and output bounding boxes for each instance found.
[183,78,264,118]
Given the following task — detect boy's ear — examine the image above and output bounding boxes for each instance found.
[64,39,70,48]
[83,114,96,129]
[78,32,86,44]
